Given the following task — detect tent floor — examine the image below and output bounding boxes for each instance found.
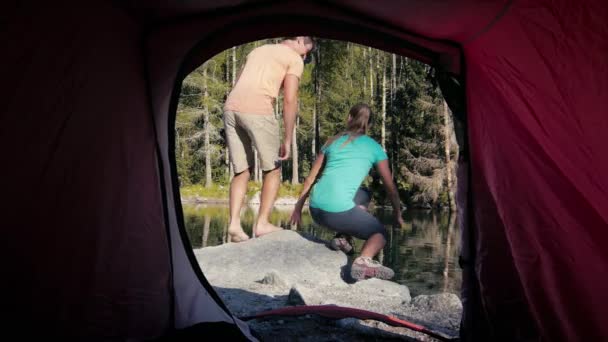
[248,316,447,341]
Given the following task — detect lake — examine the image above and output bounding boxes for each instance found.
[182,203,461,297]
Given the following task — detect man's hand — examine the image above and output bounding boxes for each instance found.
[279,141,291,161]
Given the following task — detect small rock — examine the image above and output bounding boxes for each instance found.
[288,284,320,305]
[287,287,305,305]
[351,278,411,303]
[257,270,289,288]
[411,293,462,312]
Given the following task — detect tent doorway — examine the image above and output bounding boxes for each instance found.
[169,34,469,340]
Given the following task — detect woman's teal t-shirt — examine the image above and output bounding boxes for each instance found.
[310,134,387,212]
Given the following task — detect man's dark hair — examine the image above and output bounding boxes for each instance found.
[282,36,316,49]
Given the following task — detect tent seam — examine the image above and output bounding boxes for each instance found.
[463,0,514,46]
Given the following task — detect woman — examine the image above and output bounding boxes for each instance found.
[290,103,403,281]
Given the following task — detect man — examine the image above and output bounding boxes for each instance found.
[223,36,315,242]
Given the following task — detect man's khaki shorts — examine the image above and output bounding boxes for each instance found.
[223,111,281,173]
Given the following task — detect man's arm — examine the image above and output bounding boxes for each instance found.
[290,153,325,225]
[279,74,299,160]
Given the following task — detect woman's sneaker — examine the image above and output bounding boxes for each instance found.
[329,235,354,255]
[350,256,395,280]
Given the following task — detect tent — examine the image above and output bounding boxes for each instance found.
[1,1,607,340]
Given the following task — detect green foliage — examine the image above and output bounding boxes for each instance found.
[180,182,304,201]
[180,184,230,198]
[245,181,262,198]
[278,182,304,198]
[176,39,457,208]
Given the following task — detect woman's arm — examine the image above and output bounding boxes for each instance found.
[375,160,404,227]
[290,153,325,225]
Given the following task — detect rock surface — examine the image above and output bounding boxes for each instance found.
[194,230,461,341]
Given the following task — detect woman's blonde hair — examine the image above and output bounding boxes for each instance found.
[323,103,373,149]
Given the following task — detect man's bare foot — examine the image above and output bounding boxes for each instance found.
[255,222,283,237]
[228,225,250,243]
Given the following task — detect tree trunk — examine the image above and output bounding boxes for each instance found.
[259,148,264,183]
[254,148,259,182]
[231,46,236,86]
[315,85,321,156]
[224,51,233,181]
[391,53,397,102]
[229,47,237,177]
[258,160,263,182]
[222,222,228,244]
[381,56,387,150]
[443,100,456,212]
[292,116,299,184]
[202,214,210,248]
[390,53,397,171]
[368,47,374,105]
[399,56,405,83]
[312,101,316,160]
[231,46,238,177]
[443,212,456,292]
[347,43,353,91]
[313,46,321,156]
[363,70,367,97]
[225,50,230,84]
[203,66,212,188]
[363,46,367,97]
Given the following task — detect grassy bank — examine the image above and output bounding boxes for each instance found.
[180,182,304,200]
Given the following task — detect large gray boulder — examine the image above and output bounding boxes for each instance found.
[288,278,411,308]
[195,230,347,288]
[194,230,461,340]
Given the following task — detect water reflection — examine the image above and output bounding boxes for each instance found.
[182,204,461,297]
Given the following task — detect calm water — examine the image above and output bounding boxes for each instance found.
[182,204,461,297]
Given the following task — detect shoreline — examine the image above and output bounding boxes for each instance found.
[181,196,303,206]
[181,197,444,211]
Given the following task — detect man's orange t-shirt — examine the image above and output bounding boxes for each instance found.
[224,44,304,115]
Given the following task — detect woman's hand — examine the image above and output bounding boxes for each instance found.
[289,153,325,227]
[376,159,404,228]
[393,211,405,228]
[290,205,303,226]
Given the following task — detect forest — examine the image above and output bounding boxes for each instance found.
[176,38,458,210]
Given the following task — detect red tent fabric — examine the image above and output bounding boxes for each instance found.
[1,1,606,340]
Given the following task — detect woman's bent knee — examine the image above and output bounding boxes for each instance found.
[368,227,388,241]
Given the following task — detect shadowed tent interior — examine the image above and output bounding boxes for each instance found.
[1,1,607,341]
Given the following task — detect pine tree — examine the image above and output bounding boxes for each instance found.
[175,39,458,208]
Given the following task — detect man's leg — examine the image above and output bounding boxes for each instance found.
[223,111,254,242]
[227,168,251,241]
[254,167,283,237]
[237,113,283,237]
